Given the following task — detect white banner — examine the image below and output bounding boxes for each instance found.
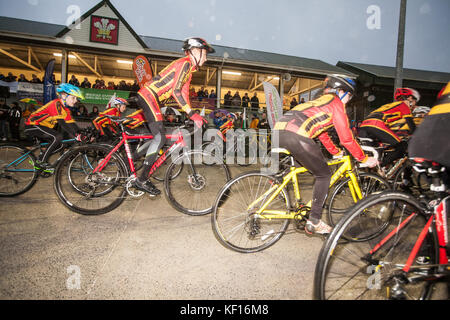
[262,82,283,129]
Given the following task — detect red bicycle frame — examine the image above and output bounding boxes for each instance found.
[368,196,449,272]
[92,130,186,178]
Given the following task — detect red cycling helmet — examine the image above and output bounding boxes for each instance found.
[112,97,129,106]
[394,87,420,102]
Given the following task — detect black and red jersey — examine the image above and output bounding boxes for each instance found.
[360,101,415,139]
[274,94,366,161]
[138,56,197,121]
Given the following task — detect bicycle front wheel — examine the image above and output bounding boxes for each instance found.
[0,144,38,196]
[211,171,291,253]
[327,172,391,226]
[164,150,231,216]
[54,144,129,215]
[315,191,438,300]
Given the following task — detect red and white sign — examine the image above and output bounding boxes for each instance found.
[90,15,119,45]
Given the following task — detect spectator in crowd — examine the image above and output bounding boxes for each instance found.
[232,91,241,107]
[197,86,206,101]
[30,74,42,83]
[77,105,89,117]
[131,80,140,92]
[190,88,198,99]
[0,100,10,140]
[98,80,107,89]
[209,89,217,104]
[242,92,250,108]
[107,81,116,90]
[118,80,129,91]
[213,111,226,129]
[224,91,232,107]
[18,74,28,82]
[89,106,99,118]
[258,112,269,130]
[250,92,259,109]
[69,75,80,87]
[8,102,22,141]
[300,97,306,104]
[4,72,17,82]
[290,97,298,109]
[80,77,91,88]
[250,114,259,129]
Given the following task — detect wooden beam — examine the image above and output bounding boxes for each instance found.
[204,68,216,86]
[0,48,42,73]
[289,82,322,97]
[288,78,300,95]
[248,73,257,91]
[249,75,276,92]
[28,47,43,71]
[70,51,102,78]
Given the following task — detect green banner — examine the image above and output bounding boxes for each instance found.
[79,88,130,105]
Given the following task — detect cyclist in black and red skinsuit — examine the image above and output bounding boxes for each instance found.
[274,75,378,235]
[359,88,419,167]
[133,37,214,195]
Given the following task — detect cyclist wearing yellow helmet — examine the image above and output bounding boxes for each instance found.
[25,83,84,169]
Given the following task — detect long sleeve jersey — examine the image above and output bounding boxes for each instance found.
[274,94,366,162]
[137,56,197,121]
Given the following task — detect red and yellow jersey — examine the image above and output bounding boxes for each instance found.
[361,101,413,132]
[138,56,196,120]
[25,98,75,128]
[123,109,147,129]
[274,94,366,161]
[92,107,121,135]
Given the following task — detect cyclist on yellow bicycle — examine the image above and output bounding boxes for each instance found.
[273,75,378,235]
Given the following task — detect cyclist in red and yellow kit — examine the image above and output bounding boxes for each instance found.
[25,83,84,169]
[92,97,128,138]
[133,37,214,195]
[274,75,378,235]
[359,88,419,166]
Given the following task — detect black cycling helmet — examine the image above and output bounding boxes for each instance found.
[182,37,215,54]
[324,75,356,96]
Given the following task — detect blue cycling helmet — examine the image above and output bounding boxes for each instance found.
[56,83,84,100]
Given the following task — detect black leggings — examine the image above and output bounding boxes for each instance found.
[359,127,407,167]
[24,125,63,163]
[278,130,331,224]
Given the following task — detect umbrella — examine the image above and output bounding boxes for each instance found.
[20,98,42,106]
[209,108,231,118]
[161,106,181,116]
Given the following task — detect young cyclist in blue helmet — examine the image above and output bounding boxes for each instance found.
[25,83,84,169]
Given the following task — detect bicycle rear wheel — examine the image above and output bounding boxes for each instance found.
[327,172,391,226]
[0,144,38,196]
[211,171,291,253]
[53,144,129,215]
[315,191,438,300]
[164,150,231,215]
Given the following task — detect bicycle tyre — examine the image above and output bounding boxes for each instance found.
[53,144,129,215]
[0,144,39,196]
[315,191,438,300]
[211,171,291,253]
[164,149,231,216]
[327,172,391,226]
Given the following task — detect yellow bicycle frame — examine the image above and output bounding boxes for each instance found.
[249,155,363,220]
